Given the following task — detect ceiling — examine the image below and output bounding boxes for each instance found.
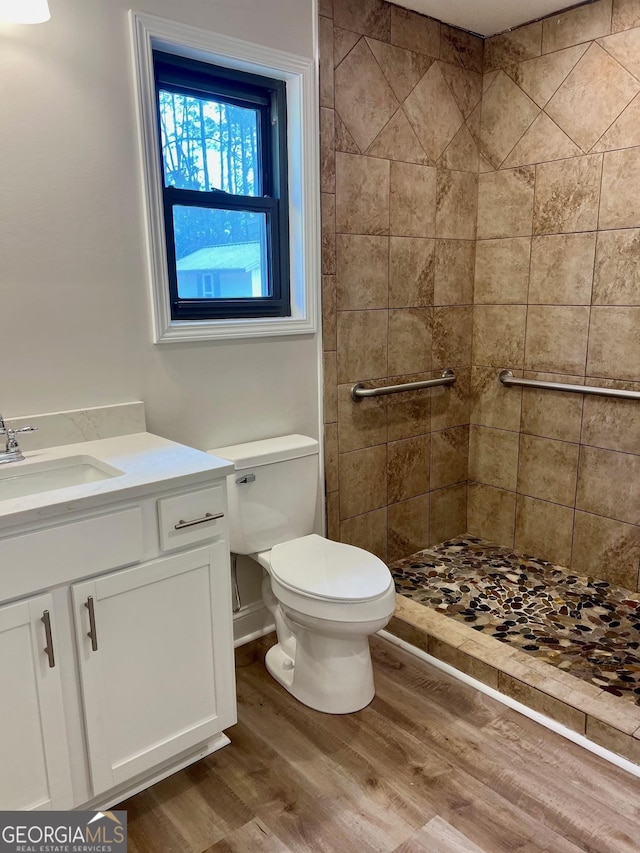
[391,0,580,37]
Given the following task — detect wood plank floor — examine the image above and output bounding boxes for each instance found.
[120,635,640,852]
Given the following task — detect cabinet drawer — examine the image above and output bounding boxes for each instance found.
[157,484,226,551]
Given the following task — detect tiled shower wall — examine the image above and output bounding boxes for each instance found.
[468,0,640,591]
[320,0,640,587]
[320,0,481,563]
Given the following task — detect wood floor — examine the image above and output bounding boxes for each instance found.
[120,635,640,852]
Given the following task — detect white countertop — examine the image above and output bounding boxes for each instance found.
[0,432,234,531]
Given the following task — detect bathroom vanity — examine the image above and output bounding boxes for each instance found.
[0,430,236,811]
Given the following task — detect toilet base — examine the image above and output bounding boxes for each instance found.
[265,627,375,714]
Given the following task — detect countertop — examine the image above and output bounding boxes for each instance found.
[0,432,234,532]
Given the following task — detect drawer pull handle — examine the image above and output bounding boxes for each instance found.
[85,596,98,652]
[174,512,224,530]
[41,610,55,669]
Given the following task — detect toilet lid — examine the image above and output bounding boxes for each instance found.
[270,534,393,602]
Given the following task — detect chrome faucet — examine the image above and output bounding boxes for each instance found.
[0,414,38,464]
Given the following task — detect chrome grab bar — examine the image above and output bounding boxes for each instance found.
[351,369,456,402]
[498,370,640,401]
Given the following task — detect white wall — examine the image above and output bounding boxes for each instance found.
[0,0,320,453]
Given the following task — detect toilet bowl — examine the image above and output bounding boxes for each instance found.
[209,435,397,714]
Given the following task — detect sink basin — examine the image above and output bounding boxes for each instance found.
[0,455,124,501]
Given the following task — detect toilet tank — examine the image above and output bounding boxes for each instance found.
[208,434,319,555]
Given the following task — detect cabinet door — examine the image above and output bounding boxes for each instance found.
[73,542,236,796]
[0,595,72,810]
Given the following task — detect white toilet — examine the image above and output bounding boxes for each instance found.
[209,434,396,714]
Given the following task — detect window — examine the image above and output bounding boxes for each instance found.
[154,52,290,321]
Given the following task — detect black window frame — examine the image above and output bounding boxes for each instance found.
[153,51,291,321]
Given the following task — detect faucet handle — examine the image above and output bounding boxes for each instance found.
[0,425,38,436]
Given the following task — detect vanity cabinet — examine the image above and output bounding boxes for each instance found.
[0,471,236,810]
[0,594,72,810]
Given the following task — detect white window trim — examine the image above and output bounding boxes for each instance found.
[129,10,319,343]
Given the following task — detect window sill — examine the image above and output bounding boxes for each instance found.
[155,313,316,343]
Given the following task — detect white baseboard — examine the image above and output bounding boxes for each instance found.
[233,601,275,648]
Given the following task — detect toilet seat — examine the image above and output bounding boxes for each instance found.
[270,534,392,603]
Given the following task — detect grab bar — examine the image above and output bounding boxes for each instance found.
[351,369,455,402]
[499,370,640,401]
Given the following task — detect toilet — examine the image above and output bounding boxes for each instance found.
[209,434,396,714]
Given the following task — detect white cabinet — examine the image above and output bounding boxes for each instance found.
[0,594,72,810]
[72,542,235,796]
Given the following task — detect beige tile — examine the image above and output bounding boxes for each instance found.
[577,444,640,525]
[334,27,361,69]
[471,366,522,431]
[477,168,535,239]
[587,307,640,380]
[586,717,640,764]
[319,0,333,16]
[388,494,430,561]
[323,350,337,424]
[484,22,542,73]
[612,0,640,31]
[515,496,574,566]
[390,5,440,57]
[592,92,640,152]
[366,109,431,164]
[498,673,586,733]
[387,373,431,442]
[326,490,340,540]
[433,240,474,306]
[533,155,602,235]
[432,306,472,368]
[520,372,584,442]
[429,483,467,545]
[479,71,539,169]
[335,39,399,152]
[334,111,361,154]
[430,425,469,490]
[339,506,387,560]
[513,44,589,109]
[469,425,519,491]
[474,238,530,304]
[440,25,483,73]
[502,112,581,169]
[599,147,640,230]
[435,170,477,240]
[438,123,479,172]
[390,162,437,238]
[319,15,335,109]
[529,234,596,305]
[389,237,434,308]
[320,108,335,193]
[388,434,430,503]
[430,637,499,688]
[467,482,516,545]
[322,275,337,352]
[324,422,339,494]
[321,192,336,275]
[524,306,590,374]
[339,444,387,518]
[335,152,390,235]
[337,381,387,453]
[388,308,432,376]
[542,0,613,53]
[404,63,465,163]
[439,64,482,119]
[572,511,640,588]
[582,381,640,454]
[598,25,640,77]
[336,309,388,384]
[336,235,388,310]
[594,229,640,305]
[430,365,470,431]
[473,305,527,368]
[546,43,639,153]
[517,434,579,506]
[386,616,430,654]
[366,37,435,103]
[333,0,390,40]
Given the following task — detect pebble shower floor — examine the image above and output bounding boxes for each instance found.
[389,536,640,706]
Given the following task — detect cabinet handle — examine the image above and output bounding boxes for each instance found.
[174,511,224,530]
[41,610,55,669]
[85,596,98,652]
